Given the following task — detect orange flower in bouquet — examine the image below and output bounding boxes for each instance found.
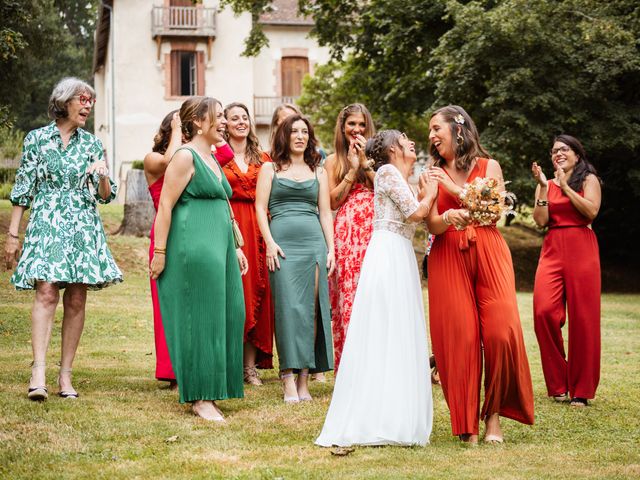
[458,177,514,226]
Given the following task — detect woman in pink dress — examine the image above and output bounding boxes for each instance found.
[223,102,274,385]
[143,110,233,386]
[325,104,376,375]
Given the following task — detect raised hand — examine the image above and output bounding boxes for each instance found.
[347,140,360,170]
[531,162,548,188]
[429,166,460,196]
[553,160,568,189]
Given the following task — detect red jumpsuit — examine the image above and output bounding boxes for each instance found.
[533,182,600,399]
[428,158,535,436]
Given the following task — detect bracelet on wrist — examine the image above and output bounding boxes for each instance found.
[154,247,166,254]
[536,199,549,207]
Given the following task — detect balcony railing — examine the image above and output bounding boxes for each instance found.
[151,6,216,38]
[254,96,298,125]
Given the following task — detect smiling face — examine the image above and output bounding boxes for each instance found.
[66,91,94,128]
[392,133,417,165]
[343,113,366,141]
[226,106,250,140]
[551,141,579,172]
[289,119,309,155]
[196,102,226,144]
[428,113,455,162]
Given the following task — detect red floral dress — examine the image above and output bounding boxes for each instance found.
[329,183,375,374]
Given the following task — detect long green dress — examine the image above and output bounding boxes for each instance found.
[268,171,333,373]
[157,147,245,404]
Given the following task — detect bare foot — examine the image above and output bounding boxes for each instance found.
[192,400,225,422]
[311,372,326,383]
[484,413,504,443]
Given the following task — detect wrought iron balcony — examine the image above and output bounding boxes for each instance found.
[254,96,298,125]
[151,6,216,38]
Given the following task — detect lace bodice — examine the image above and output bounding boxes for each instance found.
[373,164,419,240]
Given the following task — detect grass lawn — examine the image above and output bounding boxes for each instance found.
[0,200,639,479]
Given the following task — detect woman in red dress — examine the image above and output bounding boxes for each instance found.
[532,135,602,407]
[325,104,376,375]
[144,110,233,386]
[426,105,534,444]
[223,102,274,385]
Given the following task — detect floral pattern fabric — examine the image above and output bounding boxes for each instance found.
[373,164,420,240]
[10,122,122,290]
[329,183,374,374]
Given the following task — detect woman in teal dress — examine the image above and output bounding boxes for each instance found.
[256,114,335,404]
[150,96,248,422]
[4,77,122,401]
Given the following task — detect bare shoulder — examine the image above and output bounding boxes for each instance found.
[143,151,162,166]
[486,158,503,176]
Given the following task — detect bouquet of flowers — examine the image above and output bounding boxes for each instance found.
[458,177,514,226]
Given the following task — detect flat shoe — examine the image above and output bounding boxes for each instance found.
[484,434,504,444]
[58,391,79,399]
[570,397,588,407]
[27,387,48,401]
[553,393,569,402]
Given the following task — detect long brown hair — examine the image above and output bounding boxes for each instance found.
[429,105,490,171]
[271,114,321,172]
[332,103,376,184]
[224,102,264,165]
[269,103,301,146]
[179,96,220,141]
[152,110,178,154]
[553,134,601,191]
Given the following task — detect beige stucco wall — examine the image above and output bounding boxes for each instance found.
[94,1,329,200]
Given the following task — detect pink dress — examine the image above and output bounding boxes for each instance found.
[149,143,234,381]
[329,183,374,374]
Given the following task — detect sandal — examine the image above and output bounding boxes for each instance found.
[243,366,263,386]
[280,372,299,403]
[570,397,588,407]
[58,367,79,399]
[296,371,313,401]
[552,393,569,402]
[27,361,48,401]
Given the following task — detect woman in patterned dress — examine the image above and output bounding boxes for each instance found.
[223,102,274,385]
[4,77,122,401]
[325,104,376,375]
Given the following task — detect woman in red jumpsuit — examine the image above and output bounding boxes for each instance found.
[532,134,602,407]
[427,105,534,444]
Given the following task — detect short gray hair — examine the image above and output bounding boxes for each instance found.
[48,77,96,119]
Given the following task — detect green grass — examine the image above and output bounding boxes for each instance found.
[1,200,639,479]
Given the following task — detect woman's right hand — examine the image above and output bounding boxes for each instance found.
[4,236,20,270]
[266,241,285,272]
[171,112,182,132]
[447,209,471,230]
[347,141,360,171]
[150,253,166,280]
[532,162,548,188]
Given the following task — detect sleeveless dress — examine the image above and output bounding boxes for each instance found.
[10,123,122,290]
[329,182,374,374]
[268,171,333,373]
[533,181,600,399]
[157,147,245,403]
[427,158,534,436]
[222,153,274,369]
[149,175,175,381]
[316,164,432,447]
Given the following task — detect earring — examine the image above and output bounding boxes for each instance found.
[456,133,464,146]
[197,129,203,135]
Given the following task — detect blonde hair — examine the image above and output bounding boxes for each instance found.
[179,96,220,141]
[332,104,375,185]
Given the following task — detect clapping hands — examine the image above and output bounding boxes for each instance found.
[531,162,548,188]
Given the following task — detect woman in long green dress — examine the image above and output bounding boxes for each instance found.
[150,96,248,422]
[4,77,122,401]
[256,114,335,404]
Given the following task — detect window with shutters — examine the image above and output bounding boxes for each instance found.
[281,57,309,98]
[169,49,205,98]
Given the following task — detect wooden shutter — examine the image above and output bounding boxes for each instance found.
[170,51,181,96]
[281,57,309,97]
[197,51,205,95]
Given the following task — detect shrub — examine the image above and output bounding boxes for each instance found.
[0,183,13,200]
[131,160,144,170]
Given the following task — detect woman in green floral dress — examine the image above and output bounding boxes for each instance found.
[4,77,122,401]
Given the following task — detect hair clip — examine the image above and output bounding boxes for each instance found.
[454,114,465,125]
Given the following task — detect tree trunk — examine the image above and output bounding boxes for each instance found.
[118,169,155,237]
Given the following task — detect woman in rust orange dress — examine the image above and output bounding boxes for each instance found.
[223,102,274,385]
[426,105,534,444]
[325,104,376,375]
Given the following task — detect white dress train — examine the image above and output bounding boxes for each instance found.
[315,164,433,447]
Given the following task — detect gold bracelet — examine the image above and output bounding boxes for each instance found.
[153,247,166,254]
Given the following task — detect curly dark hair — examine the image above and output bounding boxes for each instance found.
[553,134,601,191]
[364,130,405,171]
[151,110,178,154]
[270,114,321,172]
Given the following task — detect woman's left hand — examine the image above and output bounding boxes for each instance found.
[326,250,336,276]
[150,253,165,280]
[428,166,459,196]
[236,248,249,275]
[553,161,568,189]
[87,160,109,178]
[353,134,369,169]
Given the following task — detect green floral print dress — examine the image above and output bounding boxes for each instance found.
[10,122,122,290]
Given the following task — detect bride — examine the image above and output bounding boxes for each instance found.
[315,130,437,447]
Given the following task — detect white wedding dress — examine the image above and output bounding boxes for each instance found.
[315,164,433,447]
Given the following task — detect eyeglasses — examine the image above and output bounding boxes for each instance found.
[550,146,571,156]
[75,95,96,107]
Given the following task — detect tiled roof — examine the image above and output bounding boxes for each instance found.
[258,0,314,26]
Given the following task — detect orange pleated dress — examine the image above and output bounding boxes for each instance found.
[427,158,534,436]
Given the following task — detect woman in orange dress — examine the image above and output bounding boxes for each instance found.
[426,105,534,444]
[325,104,376,374]
[223,102,274,384]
